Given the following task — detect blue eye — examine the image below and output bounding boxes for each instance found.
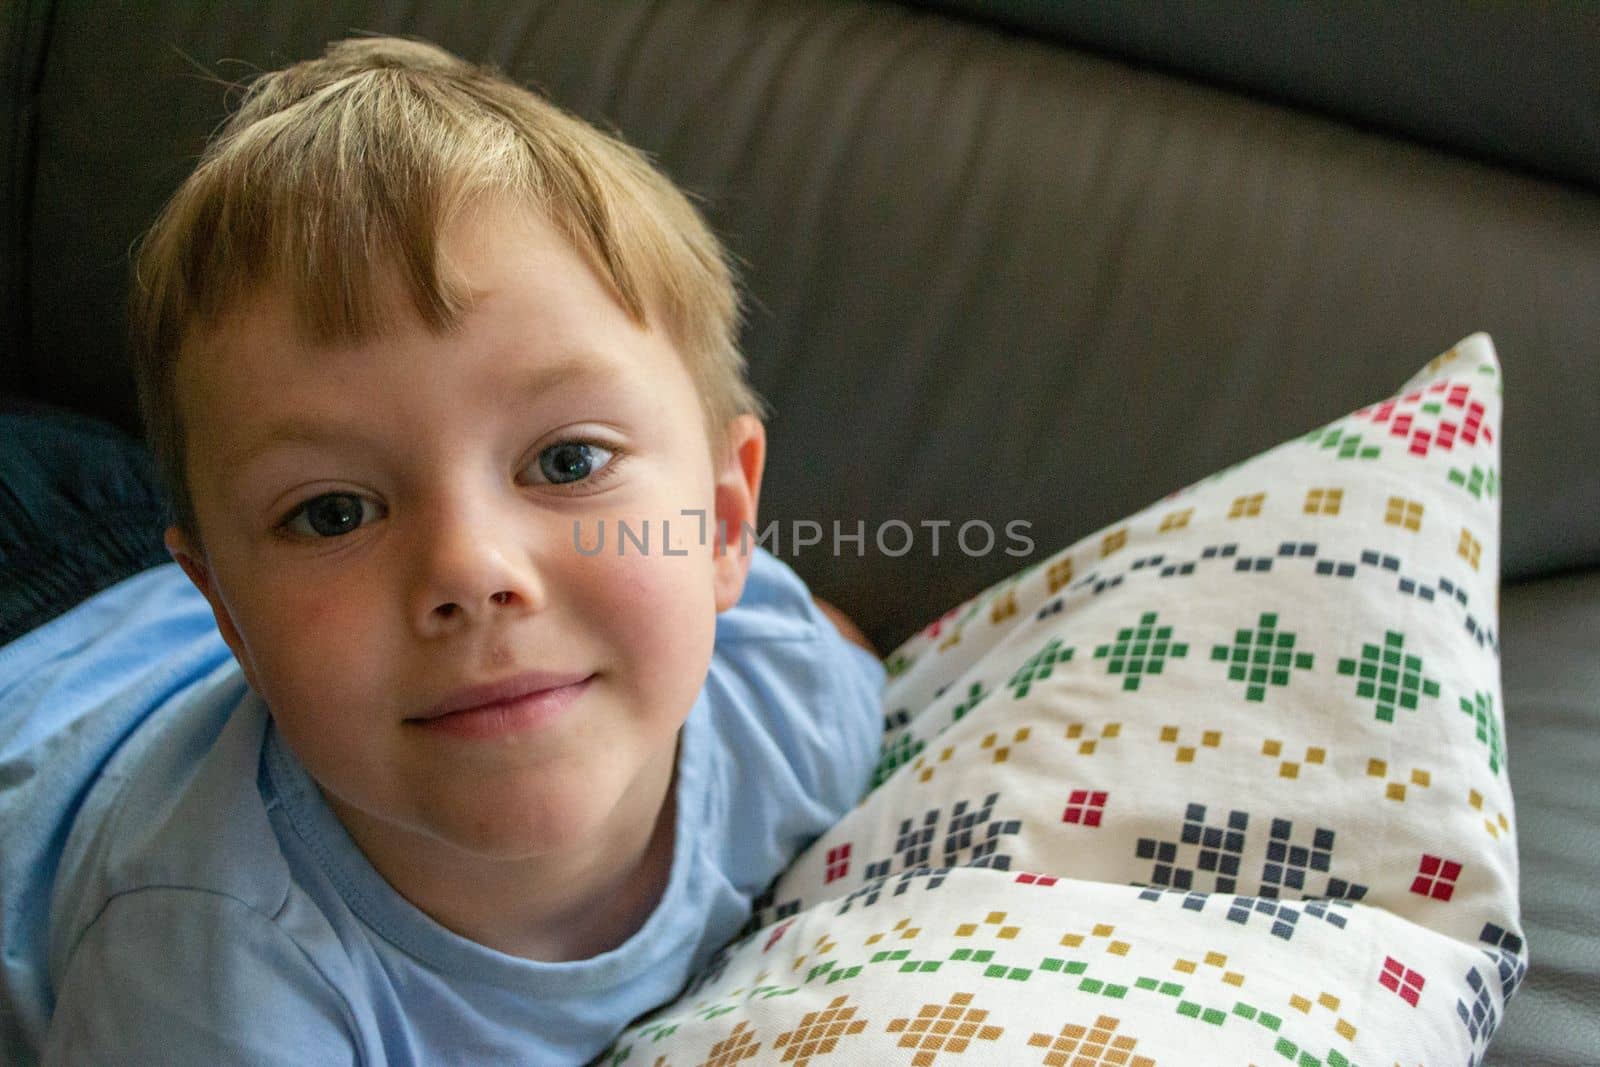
[283,493,382,538]
[537,442,615,485]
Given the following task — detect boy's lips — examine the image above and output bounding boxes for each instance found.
[412,670,596,722]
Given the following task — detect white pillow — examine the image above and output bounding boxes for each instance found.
[607,334,1522,1066]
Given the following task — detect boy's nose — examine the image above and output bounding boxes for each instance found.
[409,504,546,635]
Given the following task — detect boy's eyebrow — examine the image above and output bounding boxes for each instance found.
[512,352,624,399]
[225,422,376,474]
[225,354,623,472]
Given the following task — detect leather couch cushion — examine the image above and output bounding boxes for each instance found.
[1488,569,1600,1063]
[901,0,1600,190]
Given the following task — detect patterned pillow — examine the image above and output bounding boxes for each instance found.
[605,334,1522,1066]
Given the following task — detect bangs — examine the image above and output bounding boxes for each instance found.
[146,70,650,353]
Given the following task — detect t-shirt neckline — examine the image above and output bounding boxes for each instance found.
[260,685,713,993]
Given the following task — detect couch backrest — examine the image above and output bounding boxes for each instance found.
[3,0,1597,648]
[906,1,1600,191]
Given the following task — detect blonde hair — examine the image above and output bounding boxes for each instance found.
[130,35,765,542]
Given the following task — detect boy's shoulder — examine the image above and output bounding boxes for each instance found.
[48,678,299,965]
[0,565,324,1060]
[0,561,291,947]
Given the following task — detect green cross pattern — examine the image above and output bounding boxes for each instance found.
[1337,630,1440,722]
[1211,613,1315,702]
[1094,612,1189,691]
[1460,690,1505,774]
[1008,638,1074,698]
[869,732,925,790]
[1305,425,1382,460]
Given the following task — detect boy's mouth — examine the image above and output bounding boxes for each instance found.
[409,668,598,735]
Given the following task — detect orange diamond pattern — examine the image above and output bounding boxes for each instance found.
[771,996,868,1065]
[886,993,1005,1065]
[1026,1014,1154,1067]
[700,1019,762,1066]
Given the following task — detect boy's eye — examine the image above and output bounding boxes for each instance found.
[535,442,615,485]
[283,493,382,538]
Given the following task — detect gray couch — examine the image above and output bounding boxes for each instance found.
[3,2,1595,1061]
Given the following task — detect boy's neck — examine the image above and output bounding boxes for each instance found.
[322,738,680,963]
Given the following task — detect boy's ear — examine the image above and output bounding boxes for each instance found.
[710,414,766,612]
[164,526,254,683]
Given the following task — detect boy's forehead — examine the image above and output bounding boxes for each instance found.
[180,287,636,407]
[189,199,634,356]
[176,253,683,431]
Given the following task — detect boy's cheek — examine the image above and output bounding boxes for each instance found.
[593,550,718,685]
[229,583,387,705]
[581,552,668,630]
[249,580,361,652]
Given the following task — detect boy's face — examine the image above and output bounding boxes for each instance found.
[166,199,764,879]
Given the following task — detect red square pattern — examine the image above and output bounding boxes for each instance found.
[824,843,852,883]
[1379,955,1426,1007]
[1062,789,1108,827]
[1409,853,1463,901]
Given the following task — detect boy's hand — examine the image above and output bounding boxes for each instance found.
[812,596,878,658]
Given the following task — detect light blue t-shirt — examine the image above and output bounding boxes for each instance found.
[0,547,884,1066]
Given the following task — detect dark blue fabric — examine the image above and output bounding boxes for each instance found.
[0,400,171,647]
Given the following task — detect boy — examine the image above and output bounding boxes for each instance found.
[0,36,884,1065]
